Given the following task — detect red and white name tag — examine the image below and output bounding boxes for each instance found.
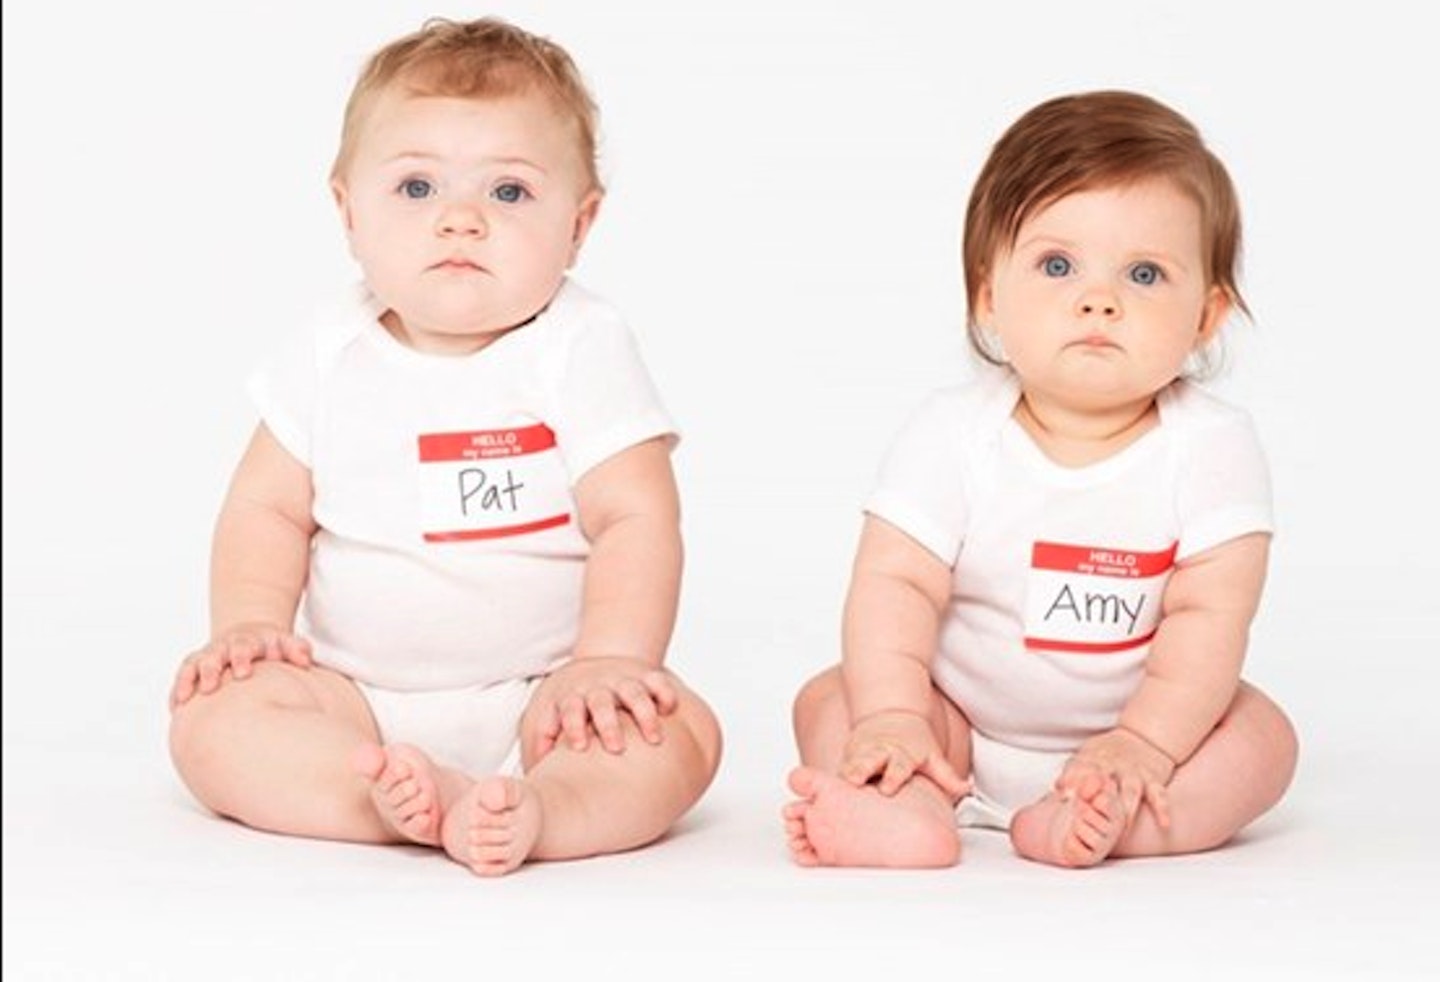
[1023,541,1177,654]
[416,424,572,543]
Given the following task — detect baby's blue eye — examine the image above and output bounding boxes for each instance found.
[399,178,434,200]
[1129,262,1163,286]
[1042,255,1072,277]
[492,183,529,204]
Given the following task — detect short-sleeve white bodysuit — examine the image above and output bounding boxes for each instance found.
[248,278,677,772]
[866,367,1272,825]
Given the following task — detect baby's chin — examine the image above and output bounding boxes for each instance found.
[376,310,516,357]
[421,285,555,335]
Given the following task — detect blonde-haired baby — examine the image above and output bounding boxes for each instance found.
[170,17,721,876]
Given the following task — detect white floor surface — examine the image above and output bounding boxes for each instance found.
[4,680,1436,981]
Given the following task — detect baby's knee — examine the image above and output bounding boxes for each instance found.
[1244,683,1297,752]
[169,694,228,796]
[667,678,723,777]
[169,665,308,770]
[792,666,845,732]
[169,683,248,778]
[1262,701,1299,791]
[1233,683,1300,797]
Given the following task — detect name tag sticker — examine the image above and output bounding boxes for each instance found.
[1024,541,1177,654]
[417,424,572,542]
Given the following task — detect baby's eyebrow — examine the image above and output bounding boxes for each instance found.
[379,152,550,177]
[483,156,549,176]
[1014,234,1076,253]
[1125,247,1191,272]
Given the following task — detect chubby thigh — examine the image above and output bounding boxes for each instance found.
[354,676,542,775]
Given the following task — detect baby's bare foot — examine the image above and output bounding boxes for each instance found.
[782,766,960,868]
[352,742,444,846]
[1010,775,1126,868]
[440,776,542,877]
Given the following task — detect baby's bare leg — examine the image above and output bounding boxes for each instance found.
[1113,682,1297,857]
[439,674,721,876]
[529,677,720,859]
[1009,684,1295,867]
[169,661,397,842]
[785,667,971,868]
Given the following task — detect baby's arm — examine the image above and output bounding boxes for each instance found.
[1062,532,1271,824]
[838,516,968,798]
[169,424,317,707]
[529,437,682,755]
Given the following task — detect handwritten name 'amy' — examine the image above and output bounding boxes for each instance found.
[1043,584,1145,634]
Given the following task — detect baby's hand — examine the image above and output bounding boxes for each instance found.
[530,656,678,756]
[169,623,313,709]
[840,709,970,800]
[1058,728,1176,830]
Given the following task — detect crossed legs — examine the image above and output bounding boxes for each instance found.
[785,668,1298,868]
[170,661,722,875]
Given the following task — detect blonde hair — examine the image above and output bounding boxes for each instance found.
[963,90,1246,367]
[331,17,601,190]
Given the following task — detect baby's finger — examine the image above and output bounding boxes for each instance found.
[1116,773,1145,827]
[280,635,314,666]
[256,634,282,662]
[195,647,229,694]
[641,670,679,714]
[586,690,625,753]
[839,747,885,787]
[230,640,260,680]
[170,663,199,708]
[558,694,591,751]
[877,754,916,796]
[532,700,561,757]
[920,756,971,801]
[616,679,663,744]
[538,698,561,735]
[218,634,260,680]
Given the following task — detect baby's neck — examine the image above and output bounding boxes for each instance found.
[1013,394,1158,468]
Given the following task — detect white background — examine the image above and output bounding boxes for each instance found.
[4,1,1438,978]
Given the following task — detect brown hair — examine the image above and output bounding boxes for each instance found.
[331,17,601,190]
[962,90,1246,364]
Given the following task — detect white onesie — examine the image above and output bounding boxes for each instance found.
[248,278,677,772]
[866,368,1272,824]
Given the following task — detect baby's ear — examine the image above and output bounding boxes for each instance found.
[569,190,603,262]
[973,278,996,326]
[330,178,354,231]
[1196,285,1231,345]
